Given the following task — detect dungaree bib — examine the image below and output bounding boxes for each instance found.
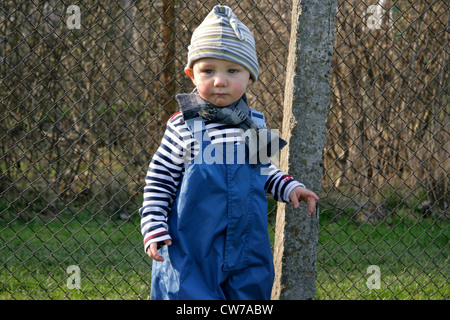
[150,113,275,300]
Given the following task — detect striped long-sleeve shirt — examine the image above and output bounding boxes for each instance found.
[140,112,304,252]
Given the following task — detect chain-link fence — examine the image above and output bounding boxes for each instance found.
[0,0,448,300]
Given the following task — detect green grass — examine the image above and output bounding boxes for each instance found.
[0,202,448,300]
[0,209,152,300]
[316,209,449,299]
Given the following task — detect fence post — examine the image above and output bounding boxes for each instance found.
[271,0,337,300]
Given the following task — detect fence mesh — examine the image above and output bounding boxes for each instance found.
[0,0,448,299]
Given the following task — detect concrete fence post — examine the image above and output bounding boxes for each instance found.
[271,0,338,300]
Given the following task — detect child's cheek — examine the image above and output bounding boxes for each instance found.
[197,85,212,102]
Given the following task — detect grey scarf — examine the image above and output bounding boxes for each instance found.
[175,92,287,165]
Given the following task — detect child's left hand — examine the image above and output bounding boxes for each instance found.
[289,186,319,215]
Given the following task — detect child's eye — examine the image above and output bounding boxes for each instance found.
[228,69,238,74]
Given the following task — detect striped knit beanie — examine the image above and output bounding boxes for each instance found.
[186,5,259,81]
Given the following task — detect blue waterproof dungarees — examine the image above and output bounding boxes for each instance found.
[150,112,275,300]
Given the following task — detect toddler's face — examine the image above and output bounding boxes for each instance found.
[185,58,252,107]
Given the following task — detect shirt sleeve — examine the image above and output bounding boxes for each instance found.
[264,164,305,203]
[139,112,192,252]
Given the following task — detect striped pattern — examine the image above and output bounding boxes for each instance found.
[186,5,259,81]
[140,112,304,252]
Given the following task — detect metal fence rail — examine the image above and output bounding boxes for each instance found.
[0,0,448,299]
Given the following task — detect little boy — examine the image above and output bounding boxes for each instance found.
[140,5,318,300]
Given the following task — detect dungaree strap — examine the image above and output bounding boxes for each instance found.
[185,109,266,137]
[185,117,210,143]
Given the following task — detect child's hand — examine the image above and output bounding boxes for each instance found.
[146,239,172,261]
[289,186,319,216]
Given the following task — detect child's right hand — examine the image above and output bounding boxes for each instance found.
[146,239,172,261]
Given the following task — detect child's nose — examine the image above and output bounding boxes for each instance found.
[214,74,227,87]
